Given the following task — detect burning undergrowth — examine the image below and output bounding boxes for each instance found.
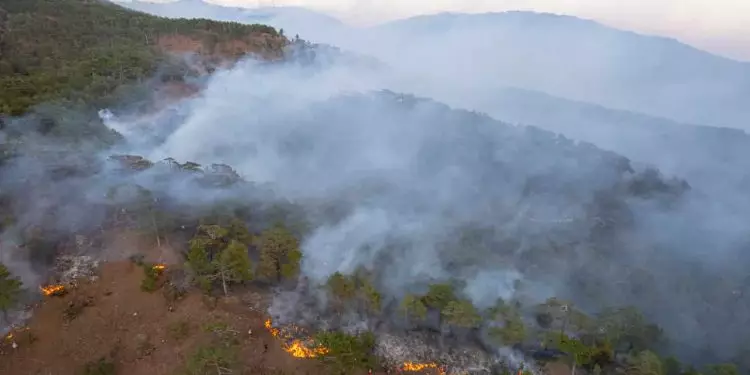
[264,318,330,358]
[376,332,491,375]
[266,279,535,374]
[1,52,745,373]
[38,254,100,297]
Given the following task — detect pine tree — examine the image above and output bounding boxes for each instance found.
[0,263,23,323]
[257,225,302,283]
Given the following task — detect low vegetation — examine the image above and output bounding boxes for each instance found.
[168,320,192,341]
[0,263,23,323]
[139,263,161,292]
[313,331,378,374]
[182,320,241,375]
[81,357,116,375]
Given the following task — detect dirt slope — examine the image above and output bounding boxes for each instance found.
[0,262,390,375]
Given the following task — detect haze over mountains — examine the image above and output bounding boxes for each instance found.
[119,0,750,196]
[120,0,750,129]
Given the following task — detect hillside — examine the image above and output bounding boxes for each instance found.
[0,0,286,116]
[470,87,750,193]
[2,261,366,375]
[0,1,747,375]
[0,86,699,375]
[118,0,348,43]
[118,1,750,202]
[116,3,750,130]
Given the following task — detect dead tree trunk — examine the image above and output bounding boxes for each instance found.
[151,211,161,248]
[220,268,228,297]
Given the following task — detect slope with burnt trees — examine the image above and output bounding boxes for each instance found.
[0,1,745,374]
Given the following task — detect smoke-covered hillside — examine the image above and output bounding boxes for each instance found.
[1,1,748,375]
[118,1,750,131]
[119,0,750,223]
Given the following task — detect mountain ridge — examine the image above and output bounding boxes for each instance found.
[378,10,750,64]
[119,0,750,130]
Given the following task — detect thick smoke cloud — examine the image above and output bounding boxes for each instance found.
[119,2,750,205]
[3,4,750,366]
[91,52,750,365]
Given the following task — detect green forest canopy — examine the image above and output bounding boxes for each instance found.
[0,0,283,115]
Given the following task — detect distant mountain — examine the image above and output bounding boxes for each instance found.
[119,4,750,130]
[117,2,750,196]
[348,11,750,130]
[484,87,750,193]
[118,0,348,43]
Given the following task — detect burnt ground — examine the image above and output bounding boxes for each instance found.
[0,261,398,375]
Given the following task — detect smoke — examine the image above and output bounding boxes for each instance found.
[120,2,750,203]
[85,49,748,366]
[3,6,750,368]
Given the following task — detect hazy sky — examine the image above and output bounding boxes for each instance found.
[143,0,750,60]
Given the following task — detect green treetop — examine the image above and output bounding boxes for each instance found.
[0,263,23,323]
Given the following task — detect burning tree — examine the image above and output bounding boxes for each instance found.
[256,224,302,283]
[0,263,22,323]
[140,263,166,292]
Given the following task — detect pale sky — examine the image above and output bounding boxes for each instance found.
[156,0,750,60]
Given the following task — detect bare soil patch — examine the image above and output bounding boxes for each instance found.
[0,262,387,375]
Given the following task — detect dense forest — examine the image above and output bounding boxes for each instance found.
[0,0,284,115]
[0,1,745,375]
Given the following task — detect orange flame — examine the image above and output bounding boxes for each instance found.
[264,319,280,337]
[264,318,329,358]
[152,264,166,273]
[40,284,66,296]
[4,326,30,343]
[401,361,446,374]
[284,339,330,358]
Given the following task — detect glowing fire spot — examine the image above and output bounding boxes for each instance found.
[284,339,330,358]
[152,264,166,273]
[5,327,29,343]
[40,284,66,296]
[401,361,446,374]
[264,318,329,358]
[264,319,280,337]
